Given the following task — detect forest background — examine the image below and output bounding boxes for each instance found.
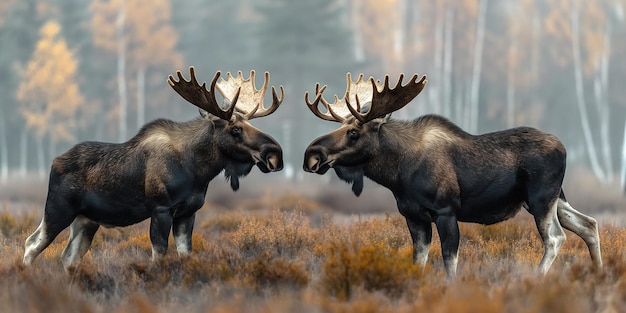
[1,0,626,206]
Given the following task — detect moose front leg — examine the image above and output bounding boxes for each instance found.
[150,206,173,260]
[434,213,460,278]
[405,217,432,269]
[172,213,195,255]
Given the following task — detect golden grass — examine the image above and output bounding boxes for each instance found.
[2,208,626,312]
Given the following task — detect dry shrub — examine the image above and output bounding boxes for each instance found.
[43,239,68,261]
[201,212,246,233]
[317,238,423,300]
[114,233,152,256]
[92,225,143,249]
[413,280,505,313]
[118,250,239,293]
[470,218,531,242]
[246,251,309,289]
[112,232,208,257]
[347,214,410,249]
[0,262,97,313]
[116,293,162,313]
[69,261,117,298]
[229,209,317,258]
[0,211,39,237]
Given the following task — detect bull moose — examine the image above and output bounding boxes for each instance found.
[23,67,284,270]
[303,73,602,277]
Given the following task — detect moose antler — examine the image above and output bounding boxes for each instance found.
[216,70,284,120]
[305,73,427,124]
[168,67,238,121]
[347,74,428,123]
[304,73,377,123]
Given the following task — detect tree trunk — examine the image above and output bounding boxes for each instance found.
[36,135,46,179]
[48,116,56,162]
[19,129,27,177]
[442,7,454,119]
[117,1,128,142]
[350,0,364,62]
[596,21,613,180]
[0,114,8,183]
[571,4,607,183]
[429,2,444,115]
[282,121,294,180]
[469,0,488,134]
[395,0,405,62]
[621,121,626,194]
[137,66,146,130]
[506,32,517,128]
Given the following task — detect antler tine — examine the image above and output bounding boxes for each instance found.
[168,67,237,121]
[247,71,284,119]
[346,73,427,124]
[305,84,341,122]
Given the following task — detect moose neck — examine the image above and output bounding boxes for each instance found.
[181,118,226,182]
[135,118,224,183]
[363,116,468,192]
[362,120,413,190]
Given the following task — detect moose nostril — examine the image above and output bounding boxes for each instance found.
[307,156,320,172]
[267,154,277,171]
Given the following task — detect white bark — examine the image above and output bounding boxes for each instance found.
[571,4,608,183]
[454,79,465,127]
[36,135,46,179]
[621,121,626,193]
[137,67,146,129]
[395,0,406,63]
[506,33,517,128]
[596,21,613,180]
[429,3,444,115]
[0,113,8,182]
[19,129,27,177]
[469,0,488,134]
[117,1,128,142]
[351,0,364,62]
[442,7,454,119]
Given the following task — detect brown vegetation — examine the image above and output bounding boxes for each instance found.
[1,199,625,313]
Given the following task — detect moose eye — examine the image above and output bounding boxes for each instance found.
[347,129,359,141]
[230,126,242,138]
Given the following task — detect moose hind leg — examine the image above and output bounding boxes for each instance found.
[23,206,75,265]
[61,216,100,270]
[556,197,602,268]
[530,199,566,275]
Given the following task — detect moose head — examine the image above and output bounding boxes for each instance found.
[168,67,285,189]
[303,72,427,195]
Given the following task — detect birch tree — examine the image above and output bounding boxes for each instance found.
[467,0,488,134]
[92,0,182,141]
[570,1,613,183]
[16,21,84,177]
[0,110,8,182]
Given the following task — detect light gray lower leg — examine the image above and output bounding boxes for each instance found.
[173,214,195,255]
[23,219,49,265]
[535,201,566,275]
[61,216,99,269]
[557,199,602,268]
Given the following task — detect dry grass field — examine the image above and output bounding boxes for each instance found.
[0,170,625,313]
